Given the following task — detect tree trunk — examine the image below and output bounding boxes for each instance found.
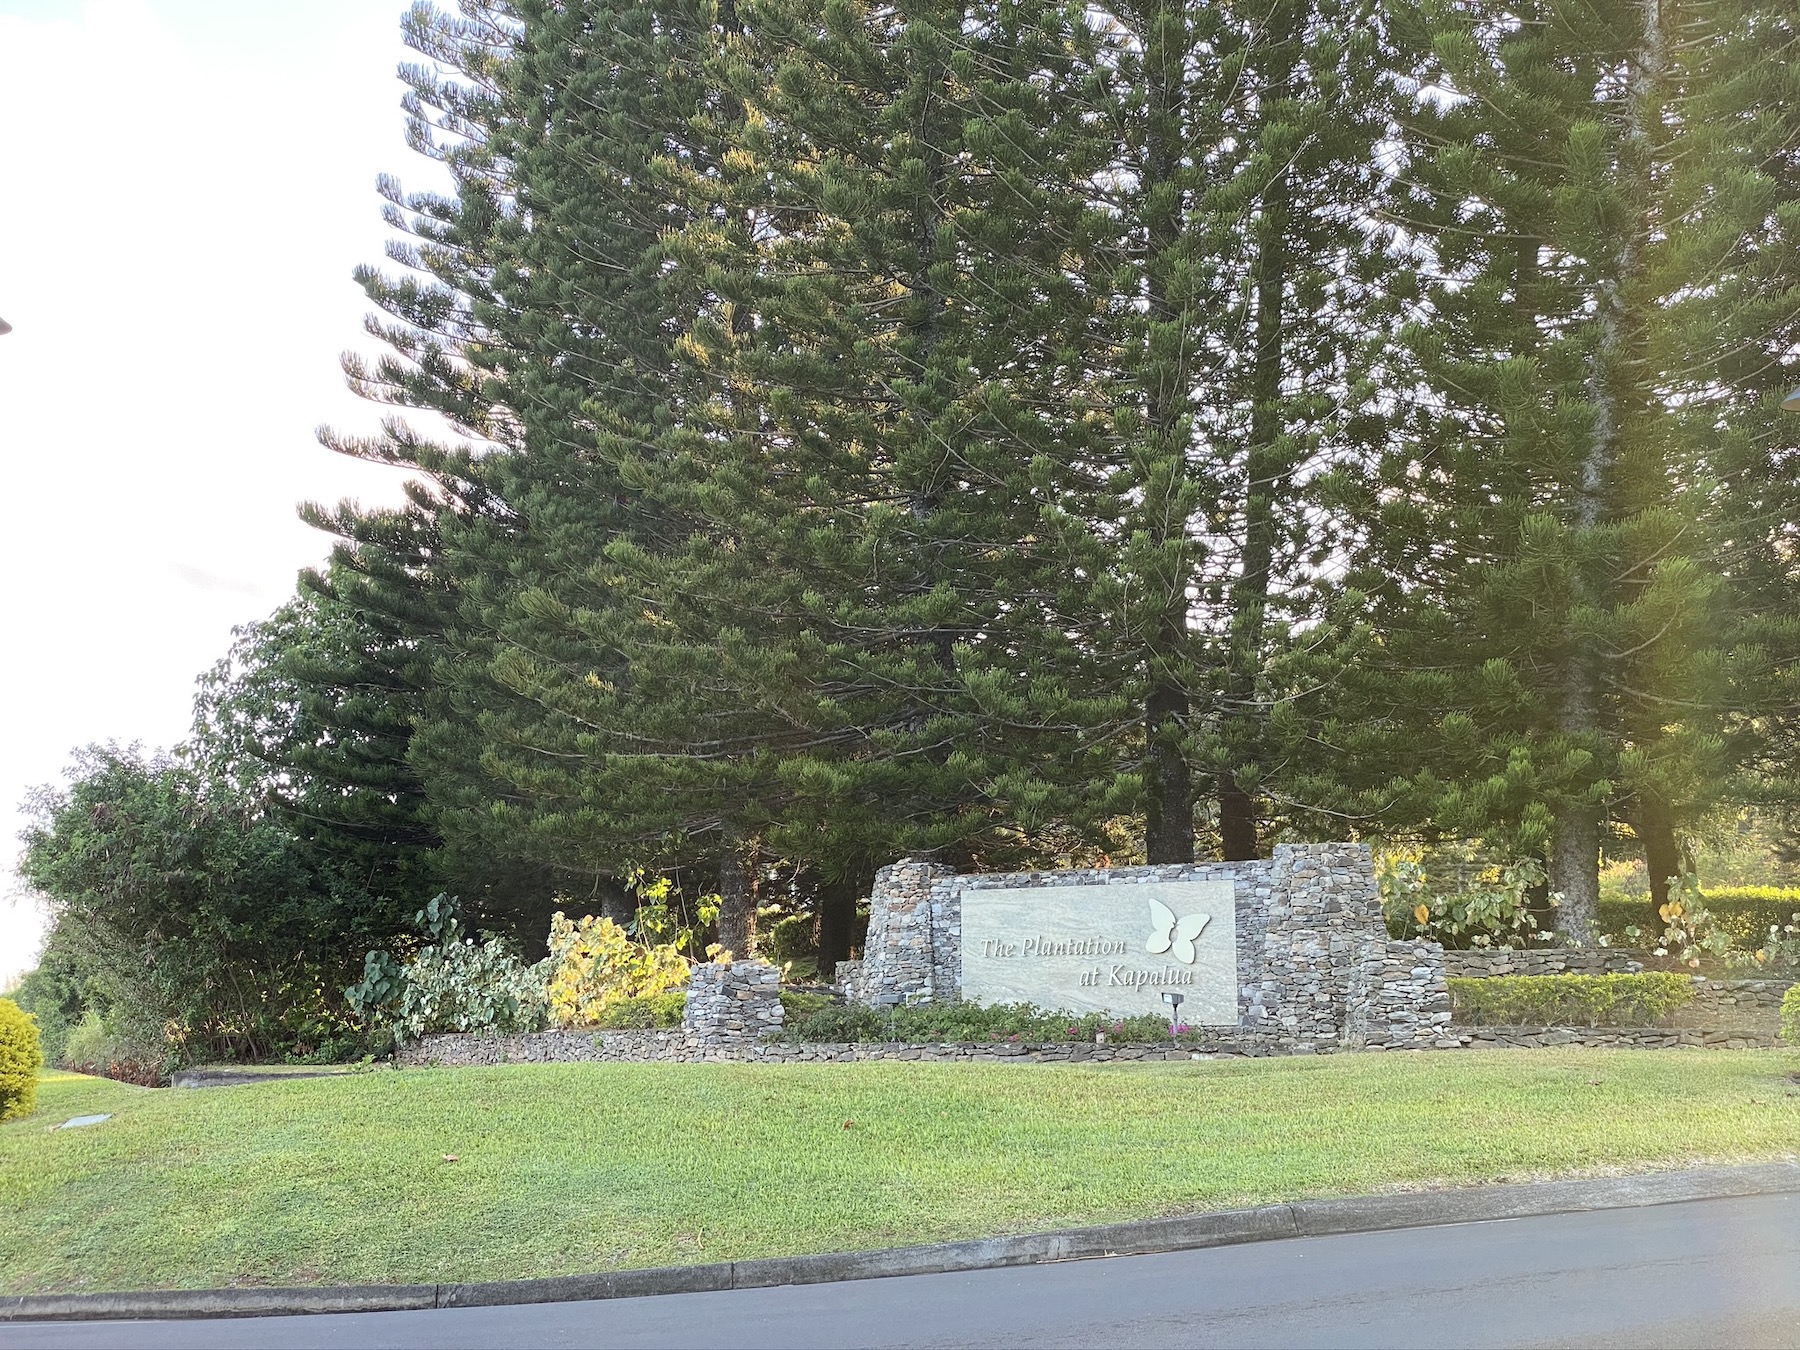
[1217,9,1297,865]
[1137,3,1195,866]
[1218,772,1259,862]
[814,871,865,972]
[1524,861,1556,943]
[1634,790,1682,920]
[1144,672,1196,863]
[599,881,635,927]
[1552,0,1664,938]
[1550,805,1602,945]
[715,844,758,960]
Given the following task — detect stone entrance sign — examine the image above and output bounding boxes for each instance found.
[960,881,1237,1021]
[840,844,1457,1051]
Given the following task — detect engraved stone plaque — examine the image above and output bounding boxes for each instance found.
[959,881,1237,1023]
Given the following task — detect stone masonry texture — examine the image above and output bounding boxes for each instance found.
[1442,949,1644,977]
[844,843,1449,1052]
[681,959,784,1047]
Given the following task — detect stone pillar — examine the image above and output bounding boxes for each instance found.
[849,856,958,1006]
[1260,843,1388,1050]
[1348,939,1454,1049]
[682,959,785,1047]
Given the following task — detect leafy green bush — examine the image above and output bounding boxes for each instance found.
[1698,890,1800,951]
[347,896,548,1041]
[1448,973,1694,1027]
[756,910,821,980]
[778,990,839,1024]
[1781,985,1800,1049]
[0,997,44,1122]
[61,1009,118,1071]
[1703,885,1800,906]
[781,999,1200,1044]
[22,746,416,1066]
[1378,849,1553,949]
[589,992,687,1029]
[1597,898,1659,942]
[4,936,86,1066]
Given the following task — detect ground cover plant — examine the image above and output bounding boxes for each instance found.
[778,997,1197,1044]
[3,1051,1796,1296]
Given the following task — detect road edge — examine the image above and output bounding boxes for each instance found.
[6,1161,1798,1323]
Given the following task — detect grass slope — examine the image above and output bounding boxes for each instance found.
[4,1052,1797,1295]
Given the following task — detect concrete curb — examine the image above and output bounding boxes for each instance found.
[6,1161,1798,1323]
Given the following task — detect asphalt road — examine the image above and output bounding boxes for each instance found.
[5,1192,1798,1350]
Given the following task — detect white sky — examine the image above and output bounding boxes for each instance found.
[0,0,427,985]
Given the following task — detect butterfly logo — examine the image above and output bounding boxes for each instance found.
[1146,899,1210,964]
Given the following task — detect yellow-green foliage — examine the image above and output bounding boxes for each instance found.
[0,998,44,1122]
[1448,973,1695,1028]
[1782,985,1800,1049]
[544,914,689,1028]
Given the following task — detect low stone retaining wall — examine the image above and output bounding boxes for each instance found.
[1684,977,1791,1016]
[1441,948,1644,977]
[397,1029,1289,1067]
[1448,1025,1783,1050]
[1675,978,1792,1039]
[395,1018,1786,1067]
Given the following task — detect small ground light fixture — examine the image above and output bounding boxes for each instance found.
[1783,387,1800,412]
[1161,989,1185,1033]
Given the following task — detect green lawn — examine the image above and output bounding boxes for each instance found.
[4,1051,1797,1296]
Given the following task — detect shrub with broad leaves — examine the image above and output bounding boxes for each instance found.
[346,896,549,1041]
[1380,851,1555,950]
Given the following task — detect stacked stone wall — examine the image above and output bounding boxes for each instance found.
[843,859,955,1006]
[1673,977,1792,1038]
[1442,949,1644,977]
[1452,1025,1783,1050]
[683,959,784,1046]
[1355,940,1456,1050]
[394,1017,1783,1067]
[397,1030,1289,1068]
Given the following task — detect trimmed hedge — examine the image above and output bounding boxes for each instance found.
[1448,973,1694,1028]
[0,997,43,1122]
[1597,889,1800,950]
[1702,889,1800,949]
